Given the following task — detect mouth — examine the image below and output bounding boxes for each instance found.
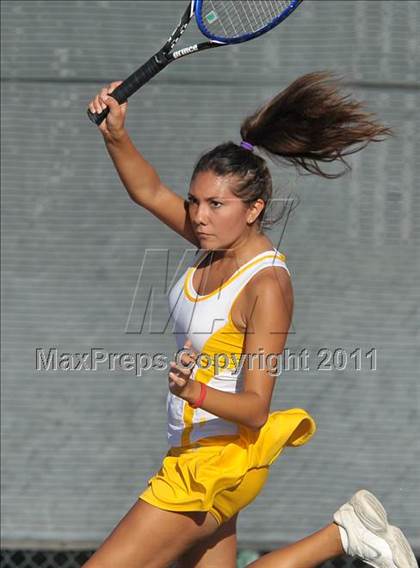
[197,232,212,237]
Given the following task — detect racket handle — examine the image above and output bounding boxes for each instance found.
[87,53,169,126]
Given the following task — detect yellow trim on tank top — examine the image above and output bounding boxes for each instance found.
[180,306,246,446]
[183,251,286,302]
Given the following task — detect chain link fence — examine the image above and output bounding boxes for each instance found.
[1,548,391,568]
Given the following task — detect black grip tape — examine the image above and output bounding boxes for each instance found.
[87,54,169,126]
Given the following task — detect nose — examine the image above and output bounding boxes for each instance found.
[194,203,209,226]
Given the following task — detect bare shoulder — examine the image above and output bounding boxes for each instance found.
[243,264,294,327]
[247,264,293,300]
[231,263,293,333]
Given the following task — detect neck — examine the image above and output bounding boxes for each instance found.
[210,232,273,264]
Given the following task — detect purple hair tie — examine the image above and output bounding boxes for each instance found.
[240,140,254,152]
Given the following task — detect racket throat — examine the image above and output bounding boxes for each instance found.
[154,52,172,66]
[162,2,194,54]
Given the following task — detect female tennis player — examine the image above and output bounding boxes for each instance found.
[84,72,417,568]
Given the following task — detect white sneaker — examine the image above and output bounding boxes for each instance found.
[333,489,418,568]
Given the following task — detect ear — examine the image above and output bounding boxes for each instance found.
[247,198,266,224]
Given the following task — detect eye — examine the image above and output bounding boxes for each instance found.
[211,201,222,208]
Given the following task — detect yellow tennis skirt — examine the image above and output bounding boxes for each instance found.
[139,408,316,527]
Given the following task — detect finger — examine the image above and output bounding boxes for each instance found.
[99,95,110,112]
[169,371,186,386]
[177,352,195,371]
[106,93,128,114]
[170,360,186,374]
[100,86,110,102]
[184,339,197,358]
[108,80,123,93]
[102,94,119,109]
[88,96,104,117]
[99,87,113,112]
[95,94,105,114]
[94,94,104,115]
[178,351,190,366]
[98,98,107,114]
[170,360,192,378]
[102,94,123,118]
[182,350,197,368]
[182,339,197,358]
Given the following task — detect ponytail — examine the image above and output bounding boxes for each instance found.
[240,70,393,179]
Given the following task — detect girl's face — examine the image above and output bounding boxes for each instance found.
[188,170,260,250]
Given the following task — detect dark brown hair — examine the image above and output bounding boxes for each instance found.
[191,71,393,230]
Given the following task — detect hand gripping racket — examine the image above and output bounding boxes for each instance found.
[87,0,303,125]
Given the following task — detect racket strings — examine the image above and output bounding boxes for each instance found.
[202,0,294,39]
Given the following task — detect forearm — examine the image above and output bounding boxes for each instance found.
[182,381,267,431]
[102,130,160,204]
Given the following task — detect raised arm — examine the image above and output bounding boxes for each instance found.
[88,82,200,247]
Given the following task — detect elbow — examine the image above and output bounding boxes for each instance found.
[245,394,269,431]
[248,412,269,432]
[128,192,143,207]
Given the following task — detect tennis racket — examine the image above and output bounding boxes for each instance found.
[87,0,303,125]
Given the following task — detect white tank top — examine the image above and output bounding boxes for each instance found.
[166,247,291,447]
